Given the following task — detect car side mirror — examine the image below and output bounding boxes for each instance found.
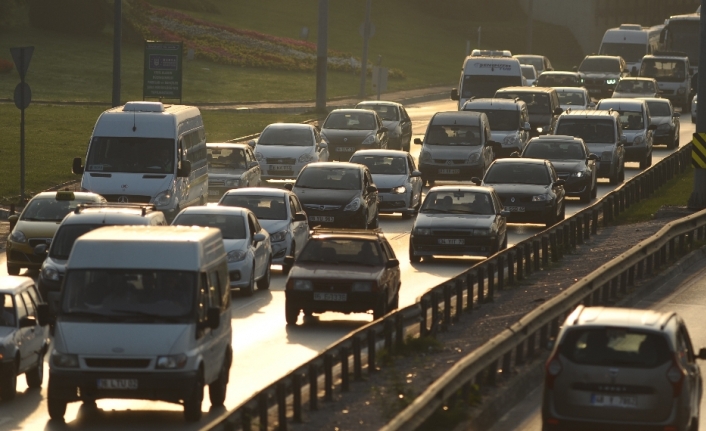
[318,142,328,149]
[379,127,388,133]
[385,258,400,268]
[522,122,531,131]
[33,244,48,257]
[500,210,511,217]
[450,88,459,101]
[37,303,51,326]
[414,138,423,145]
[8,214,18,224]
[588,102,596,109]
[554,179,566,187]
[620,136,627,145]
[366,185,378,194]
[72,157,84,175]
[588,153,599,161]
[177,159,192,177]
[487,140,502,154]
[470,177,482,186]
[697,348,706,360]
[19,315,37,328]
[207,307,220,330]
[411,170,422,177]
[249,161,259,169]
[284,183,294,191]
[282,255,295,275]
[247,140,257,148]
[554,107,563,115]
[253,233,266,243]
[293,212,307,222]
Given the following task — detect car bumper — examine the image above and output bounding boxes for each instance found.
[561,176,592,197]
[286,290,384,314]
[419,163,484,181]
[304,208,367,229]
[410,235,496,257]
[623,144,649,162]
[378,193,413,214]
[6,241,44,270]
[270,239,291,264]
[48,369,198,403]
[585,85,614,98]
[653,130,674,145]
[596,160,615,178]
[499,201,556,224]
[228,259,254,289]
[262,164,305,181]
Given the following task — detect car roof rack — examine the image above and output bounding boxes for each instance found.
[311,227,383,236]
[73,202,158,216]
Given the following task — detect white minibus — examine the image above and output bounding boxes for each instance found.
[450,54,523,110]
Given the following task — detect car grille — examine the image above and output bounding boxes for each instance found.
[432,230,474,236]
[557,173,570,180]
[265,158,296,165]
[304,204,341,211]
[102,195,152,204]
[377,188,392,193]
[29,238,52,248]
[500,195,533,204]
[209,180,226,187]
[84,358,151,369]
[585,78,605,85]
[9,250,45,264]
[433,159,466,165]
[313,281,353,292]
[660,89,675,95]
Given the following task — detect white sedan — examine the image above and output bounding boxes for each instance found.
[172,206,272,296]
[555,87,594,112]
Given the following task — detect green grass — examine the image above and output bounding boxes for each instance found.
[614,165,695,225]
[0,104,305,203]
[0,1,584,104]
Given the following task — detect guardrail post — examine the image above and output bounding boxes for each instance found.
[497,255,505,290]
[277,382,287,431]
[516,249,524,281]
[620,271,628,295]
[525,243,533,275]
[442,284,452,330]
[431,291,441,334]
[576,217,584,245]
[540,325,549,352]
[384,318,394,351]
[637,259,644,280]
[669,237,676,261]
[679,234,686,255]
[698,226,705,241]
[353,336,362,381]
[562,224,570,250]
[466,272,475,312]
[259,392,268,430]
[487,262,495,301]
[502,351,512,377]
[455,278,464,320]
[420,297,430,337]
[515,340,525,366]
[533,240,541,271]
[628,265,636,287]
[242,407,253,431]
[340,347,350,392]
[613,194,620,220]
[486,359,498,386]
[527,332,536,358]
[618,189,625,213]
[625,183,632,208]
[550,232,559,262]
[395,313,404,349]
[309,363,318,410]
[292,373,302,423]
[477,267,485,303]
[583,213,591,240]
[368,328,377,375]
[570,219,577,249]
[603,199,612,225]
[542,237,549,268]
[592,209,598,235]
[646,253,654,276]
[610,277,618,300]
[598,283,606,304]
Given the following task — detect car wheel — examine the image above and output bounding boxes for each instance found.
[545,205,560,227]
[619,164,625,182]
[368,212,379,229]
[373,295,388,320]
[409,243,421,263]
[208,348,231,407]
[591,181,598,199]
[26,349,45,389]
[674,132,680,149]
[391,292,399,310]
[243,268,255,297]
[639,151,652,169]
[47,379,67,421]
[7,264,20,276]
[285,301,300,325]
[0,360,17,400]
[501,233,508,250]
[183,370,204,422]
[580,184,592,203]
[609,167,619,185]
[256,258,271,290]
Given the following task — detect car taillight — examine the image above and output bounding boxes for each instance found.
[666,356,685,397]
[545,351,562,389]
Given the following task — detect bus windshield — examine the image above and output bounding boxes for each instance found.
[664,20,700,65]
[86,137,175,174]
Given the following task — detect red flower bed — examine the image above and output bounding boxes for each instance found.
[0,59,13,74]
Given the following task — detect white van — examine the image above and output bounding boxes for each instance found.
[450,54,523,110]
[39,226,232,422]
[72,101,208,221]
[599,24,662,73]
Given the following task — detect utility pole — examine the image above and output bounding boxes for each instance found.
[315,0,329,113]
[688,0,706,209]
[358,0,372,98]
[112,0,122,107]
[526,0,534,54]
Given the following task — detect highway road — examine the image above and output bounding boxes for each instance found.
[0,99,694,430]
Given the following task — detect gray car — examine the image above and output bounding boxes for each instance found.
[543,305,706,431]
[349,149,423,219]
[207,143,262,202]
[595,98,656,169]
[320,109,388,161]
[355,101,413,151]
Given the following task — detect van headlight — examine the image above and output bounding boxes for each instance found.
[153,189,173,206]
[391,185,406,194]
[293,280,313,291]
[532,193,552,202]
[227,250,247,262]
[351,281,372,292]
[606,79,617,85]
[633,135,644,145]
[467,153,480,164]
[52,352,79,368]
[414,228,432,236]
[678,88,686,94]
[570,171,585,178]
[362,135,376,146]
[344,197,361,211]
[298,153,315,163]
[420,150,432,163]
[270,230,288,242]
[42,266,60,281]
[156,354,187,369]
[225,179,241,187]
[8,230,26,243]
[255,152,264,161]
[471,228,491,236]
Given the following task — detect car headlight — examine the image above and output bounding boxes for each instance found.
[227,249,247,262]
[606,79,617,85]
[467,153,481,164]
[570,171,585,178]
[391,185,406,194]
[225,179,241,187]
[657,123,671,131]
[255,152,264,161]
[156,354,187,369]
[270,230,288,242]
[503,135,518,146]
[362,135,376,145]
[293,280,313,291]
[52,352,79,368]
[601,151,613,162]
[351,281,372,292]
[414,228,432,236]
[678,88,686,94]
[420,150,432,163]
[471,229,491,236]
[633,135,644,145]
[42,266,60,281]
[9,230,26,243]
[298,153,315,163]
[153,189,173,206]
[532,193,552,202]
[344,197,361,211]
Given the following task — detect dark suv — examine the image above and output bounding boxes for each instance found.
[577,55,629,99]
[283,228,401,323]
[494,87,563,137]
[288,162,379,229]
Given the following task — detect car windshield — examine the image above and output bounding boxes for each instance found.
[425,125,481,146]
[219,195,287,220]
[461,74,523,99]
[646,101,672,117]
[555,119,616,143]
[21,198,87,222]
[172,213,246,239]
[298,239,382,266]
[357,104,399,121]
[579,58,621,73]
[524,141,586,160]
[560,327,671,368]
[62,270,196,319]
[615,80,655,94]
[599,42,647,63]
[208,148,247,170]
[496,92,551,115]
[615,110,645,130]
[85,137,175,174]
[484,163,550,185]
[537,74,581,87]
[420,190,494,215]
[521,66,536,79]
[516,57,544,71]
[640,59,687,83]
[557,91,586,107]
[50,224,102,259]
[463,109,518,131]
[0,293,15,327]
[296,167,361,190]
[258,127,313,146]
[349,155,407,175]
[323,112,377,131]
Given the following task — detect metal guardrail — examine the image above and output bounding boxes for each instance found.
[201,144,693,431]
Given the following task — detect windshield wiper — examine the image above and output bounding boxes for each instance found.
[447,210,483,215]
[421,208,448,214]
[110,309,181,322]
[63,310,114,320]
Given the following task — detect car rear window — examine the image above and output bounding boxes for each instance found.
[298,239,382,266]
[555,119,616,143]
[560,327,671,368]
[172,213,246,239]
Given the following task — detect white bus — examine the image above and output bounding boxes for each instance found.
[450,53,523,110]
[599,24,662,73]
[72,101,208,221]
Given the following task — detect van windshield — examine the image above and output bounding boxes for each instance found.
[62,270,196,320]
[86,137,175,174]
[50,224,102,259]
[461,75,522,99]
[639,59,687,83]
[495,92,551,115]
[463,109,519,131]
[425,125,481,146]
[599,42,646,63]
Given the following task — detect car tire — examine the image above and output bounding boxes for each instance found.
[7,265,20,276]
[409,242,421,263]
[256,258,271,290]
[639,152,652,169]
[208,348,231,407]
[391,292,399,310]
[26,349,45,389]
[580,184,592,203]
[285,301,300,325]
[591,181,598,199]
[401,210,412,220]
[243,269,255,297]
[47,392,67,422]
[501,233,508,250]
[619,163,625,182]
[0,361,17,400]
[373,295,388,320]
[183,370,204,422]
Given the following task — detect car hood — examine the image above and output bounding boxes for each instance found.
[651,116,672,126]
[622,130,646,141]
[489,130,517,141]
[321,129,374,144]
[57,322,191,356]
[585,143,616,154]
[549,160,586,173]
[382,120,401,131]
[81,172,173,198]
[0,327,16,341]
[483,183,551,196]
[293,187,360,205]
[256,145,314,158]
[290,262,382,281]
[223,238,248,252]
[258,219,289,235]
[208,170,244,180]
[560,104,587,112]
[423,145,481,159]
[13,219,63,237]
[371,174,408,189]
[414,213,494,229]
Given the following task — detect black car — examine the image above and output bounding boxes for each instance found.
[409,186,509,262]
[476,158,566,227]
[494,87,564,137]
[519,136,598,203]
[288,163,379,229]
[320,109,388,161]
[577,55,628,99]
[535,71,584,88]
[640,97,681,149]
[283,228,401,323]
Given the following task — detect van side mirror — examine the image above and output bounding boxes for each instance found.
[411,170,422,177]
[509,151,520,158]
[522,122,531,131]
[588,153,599,161]
[72,157,84,175]
[37,303,51,327]
[487,140,502,155]
[247,140,257,148]
[450,88,459,101]
[177,160,192,177]
[207,307,220,330]
[318,142,328,149]
[253,233,266,243]
[470,177,482,186]
[414,138,423,145]
[620,136,627,145]
[379,127,388,133]
[284,183,293,191]
[647,124,657,131]
[366,185,378,194]
[33,244,48,257]
[554,107,563,115]
[19,315,37,328]
[293,212,307,222]
[673,113,680,118]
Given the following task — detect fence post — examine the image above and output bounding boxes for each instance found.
[367,328,377,374]
[542,236,549,268]
[516,248,524,280]
[502,350,512,376]
[259,392,269,429]
[395,313,404,349]
[477,266,485,303]
[353,336,362,381]
[533,240,540,271]
[550,232,559,262]
[420,297,429,337]
[525,243,533,275]
[384,319,394,350]
[293,373,302,423]
[584,213,591,240]
[592,209,598,235]
[466,272,475,312]
[487,262,495,301]
[324,353,333,401]
[508,251,516,284]
[570,219,577,249]
[309,363,318,410]
[497,255,505,290]
[340,347,349,392]
[277,382,287,431]
[576,216,584,245]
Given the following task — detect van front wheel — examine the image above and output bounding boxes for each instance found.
[209,348,231,407]
[183,371,204,422]
[47,378,66,421]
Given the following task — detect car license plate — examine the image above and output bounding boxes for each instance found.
[208,190,220,196]
[336,147,356,152]
[589,88,602,94]
[590,394,637,408]
[97,378,138,390]
[313,292,347,301]
[269,165,292,171]
[438,238,464,245]
[438,168,460,175]
[309,216,334,222]
[504,206,525,212]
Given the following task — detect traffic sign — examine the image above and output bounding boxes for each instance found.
[359,22,375,39]
[10,46,34,81]
[13,82,31,110]
[693,133,706,169]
